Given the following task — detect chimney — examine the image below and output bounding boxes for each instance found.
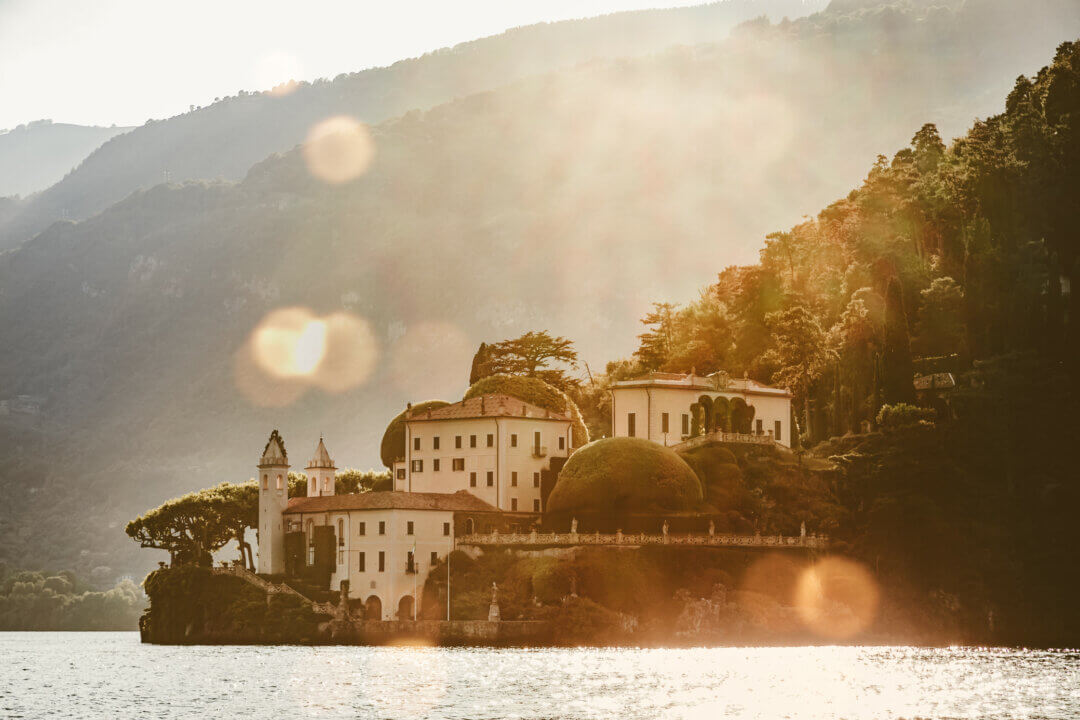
[480,396,486,415]
[522,403,527,416]
[406,402,413,418]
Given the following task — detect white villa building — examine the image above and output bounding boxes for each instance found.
[255,393,572,620]
[609,372,794,447]
[392,394,573,513]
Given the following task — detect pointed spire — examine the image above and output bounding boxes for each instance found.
[259,430,289,467]
[306,436,335,470]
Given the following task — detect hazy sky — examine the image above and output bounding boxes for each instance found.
[0,0,703,130]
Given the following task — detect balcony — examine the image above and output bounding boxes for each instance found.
[532,445,548,458]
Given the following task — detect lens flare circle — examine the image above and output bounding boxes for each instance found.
[795,555,880,640]
[303,115,375,184]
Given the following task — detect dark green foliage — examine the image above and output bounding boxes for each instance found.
[0,566,142,630]
[875,402,935,428]
[464,374,589,447]
[379,400,450,468]
[882,278,917,405]
[547,437,702,514]
[729,398,756,434]
[141,565,319,643]
[469,342,494,385]
[677,445,746,511]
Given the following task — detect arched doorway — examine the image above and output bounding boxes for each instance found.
[364,595,382,621]
[397,594,415,620]
[464,517,475,535]
[697,395,714,433]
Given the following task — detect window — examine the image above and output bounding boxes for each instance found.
[470,435,477,448]
[533,472,540,488]
[443,522,450,536]
[407,551,415,572]
[276,474,283,490]
[309,478,316,496]
[433,436,440,450]
[511,472,518,487]
[378,521,386,535]
[775,420,782,441]
[452,458,464,471]
[662,412,670,433]
[358,552,365,572]
[396,468,405,480]
[407,521,414,535]
[486,471,493,487]
[378,551,385,572]
[411,459,423,472]
[337,519,344,543]
[486,433,494,447]
[756,419,763,435]
[455,435,462,449]
[413,437,421,451]
[682,414,689,435]
[511,498,518,511]
[533,499,540,512]
[534,431,541,453]
[261,474,268,490]
[510,434,517,447]
[358,522,366,536]
[433,458,440,472]
[338,548,344,565]
[558,436,565,450]
[431,551,439,566]
[470,472,477,487]
[627,413,636,437]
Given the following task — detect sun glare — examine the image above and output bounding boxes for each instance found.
[303,115,375,183]
[794,556,880,640]
[235,307,378,406]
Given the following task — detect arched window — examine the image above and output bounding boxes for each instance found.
[323,477,330,491]
[261,475,268,490]
[337,518,344,541]
[276,474,283,490]
[465,518,475,535]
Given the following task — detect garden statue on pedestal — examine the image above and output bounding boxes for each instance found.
[488,582,500,621]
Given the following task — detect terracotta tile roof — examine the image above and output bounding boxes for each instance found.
[306,437,335,469]
[284,490,498,514]
[406,394,569,422]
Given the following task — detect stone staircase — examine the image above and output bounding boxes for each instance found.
[211,565,340,618]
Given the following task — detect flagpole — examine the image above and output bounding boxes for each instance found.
[447,540,451,622]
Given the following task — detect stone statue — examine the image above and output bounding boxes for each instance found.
[662,520,670,536]
[491,581,498,604]
[569,575,578,598]
[708,520,715,537]
[488,582,501,622]
[570,517,578,534]
[800,521,807,539]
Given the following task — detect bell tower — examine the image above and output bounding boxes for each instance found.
[306,436,336,497]
[257,429,290,574]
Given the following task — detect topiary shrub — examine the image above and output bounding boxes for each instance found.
[379,400,450,467]
[677,445,746,511]
[547,437,703,514]
[464,374,589,447]
[876,402,935,429]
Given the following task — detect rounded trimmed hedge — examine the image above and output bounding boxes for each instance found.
[464,374,589,447]
[379,399,450,467]
[547,437,703,514]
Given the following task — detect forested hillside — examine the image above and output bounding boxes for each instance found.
[0,121,132,198]
[1,0,1079,584]
[0,0,824,251]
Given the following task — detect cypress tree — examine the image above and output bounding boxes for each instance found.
[882,277,917,405]
[469,342,492,385]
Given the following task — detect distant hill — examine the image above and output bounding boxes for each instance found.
[0,0,825,251]
[0,120,131,198]
[1,0,1080,581]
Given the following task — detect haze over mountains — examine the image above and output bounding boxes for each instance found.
[2,0,1080,581]
[0,120,132,198]
[0,0,824,252]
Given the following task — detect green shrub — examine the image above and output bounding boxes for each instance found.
[547,437,703,514]
[379,400,450,467]
[876,402,935,429]
[551,596,625,645]
[531,558,574,604]
[464,374,589,447]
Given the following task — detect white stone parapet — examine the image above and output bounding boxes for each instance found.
[456,531,827,549]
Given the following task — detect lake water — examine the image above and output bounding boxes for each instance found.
[2,633,1078,719]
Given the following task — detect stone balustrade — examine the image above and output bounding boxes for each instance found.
[672,430,776,453]
[457,530,827,550]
